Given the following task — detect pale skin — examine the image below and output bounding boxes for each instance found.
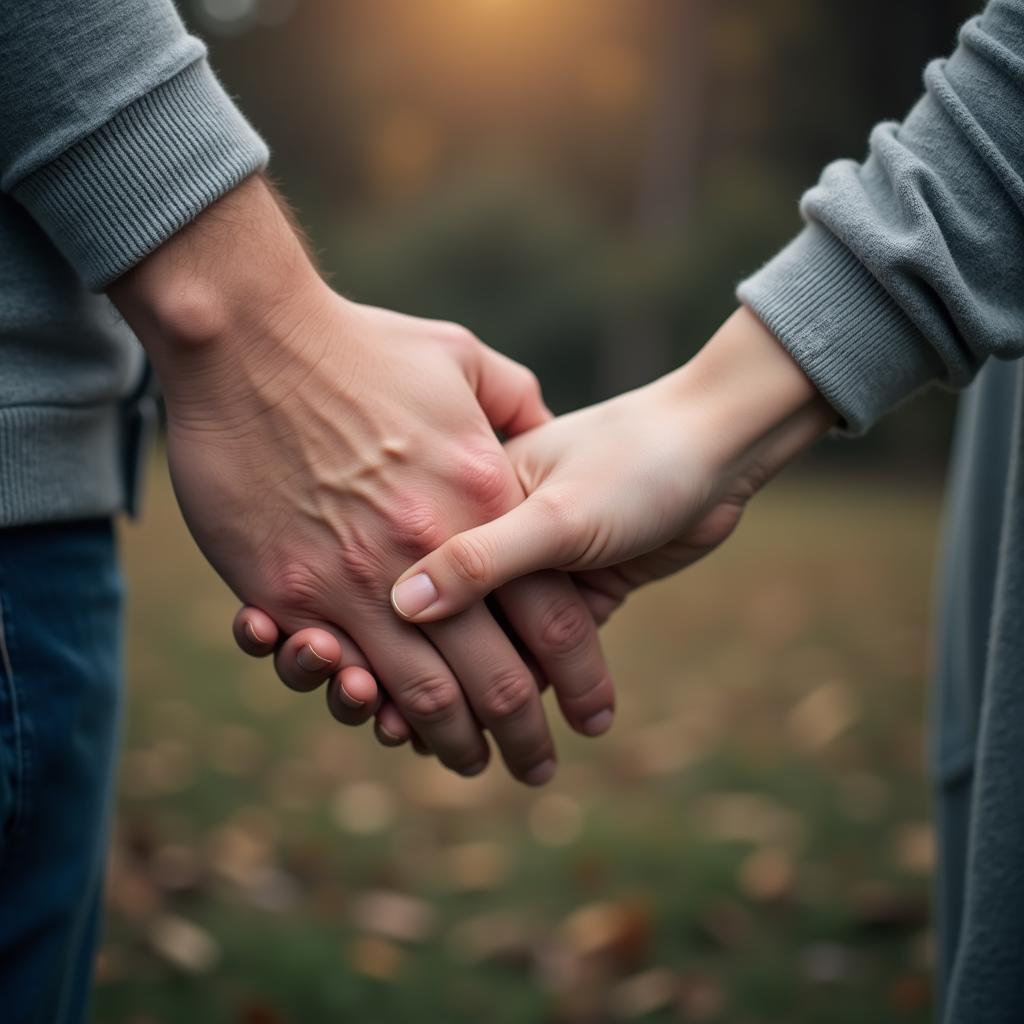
[109,174,618,786]
[236,305,837,749]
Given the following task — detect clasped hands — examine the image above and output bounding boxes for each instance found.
[110,176,833,787]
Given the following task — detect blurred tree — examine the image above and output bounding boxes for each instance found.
[598,0,710,396]
[185,0,982,468]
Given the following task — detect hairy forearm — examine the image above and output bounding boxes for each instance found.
[108,175,331,413]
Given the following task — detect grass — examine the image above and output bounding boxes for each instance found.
[94,453,943,1024]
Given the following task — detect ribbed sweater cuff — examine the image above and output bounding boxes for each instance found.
[737,224,941,434]
[12,59,269,291]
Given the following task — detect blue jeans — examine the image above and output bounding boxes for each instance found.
[0,520,122,1024]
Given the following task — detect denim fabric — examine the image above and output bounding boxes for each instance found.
[0,519,122,1024]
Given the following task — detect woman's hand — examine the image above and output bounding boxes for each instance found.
[111,176,616,786]
[389,307,836,621]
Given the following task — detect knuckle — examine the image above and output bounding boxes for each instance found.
[534,488,573,529]
[437,321,478,349]
[519,366,542,398]
[336,538,387,591]
[453,450,510,510]
[561,673,614,713]
[481,669,533,721]
[400,673,461,724]
[537,597,592,656]
[390,502,447,558]
[445,533,493,588]
[270,561,326,616]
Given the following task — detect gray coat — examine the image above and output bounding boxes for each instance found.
[741,2,1024,1018]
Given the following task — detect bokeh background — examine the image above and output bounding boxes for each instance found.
[96,1,979,1021]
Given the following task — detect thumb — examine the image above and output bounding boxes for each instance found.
[390,495,574,622]
[473,345,552,437]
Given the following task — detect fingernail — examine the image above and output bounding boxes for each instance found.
[582,709,614,736]
[391,573,438,618]
[338,682,365,708]
[523,759,556,786]
[461,760,487,777]
[375,722,405,747]
[245,621,269,646]
[297,643,331,672]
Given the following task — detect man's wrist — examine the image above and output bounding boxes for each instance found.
[108,174,326,359]
[659,305,836,481]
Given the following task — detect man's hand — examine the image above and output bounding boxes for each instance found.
[234,307,835,748]
[231,574,621,748]
[109,175,615,785]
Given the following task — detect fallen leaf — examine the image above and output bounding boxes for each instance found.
[691,792,803,848]
[347,936,404,982]
[350,890,438,944]
[529,793,585,847]
[239,866,302,912]
[609,968,679,1019]
[891,822,935,875]
[443,841,510,891]
[737,847,794,903]
[206,823,272,889]
[105,864,161,921]
[331,781,397,836]
[449,911,540,968]
[560,898,652,970]
[399,758,498,811]
[614,716,709,779]
[146,913,220,974]
[786,680,859,752]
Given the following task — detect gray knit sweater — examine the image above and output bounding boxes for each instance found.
[739,2,1024,1019]
[0,0,266,526]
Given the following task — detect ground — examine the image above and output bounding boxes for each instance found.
[95,453,943,1024]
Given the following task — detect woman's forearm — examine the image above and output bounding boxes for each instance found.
[657,305,837,497]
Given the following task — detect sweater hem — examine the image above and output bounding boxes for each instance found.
[12,59,269,291]
[0,404,136,528]
[737,224,943,434]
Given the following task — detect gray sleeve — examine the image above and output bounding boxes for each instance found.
[737,0,1024,433]
[0,0,268,290]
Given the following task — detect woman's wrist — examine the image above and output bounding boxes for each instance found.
[658,305,836,487]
